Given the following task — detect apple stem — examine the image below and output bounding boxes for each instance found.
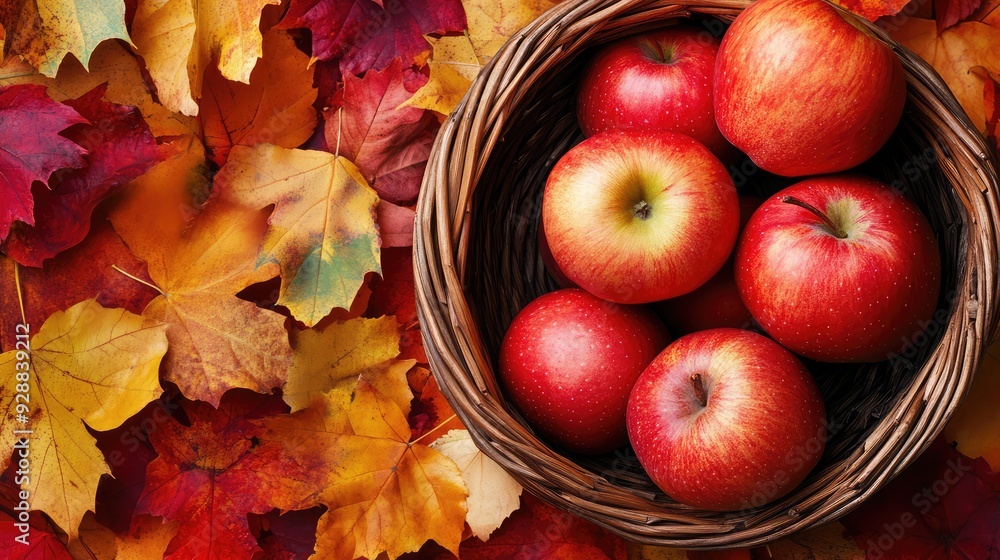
[781,196,847,239]
[690,373,708,408]
[633,200,652,220]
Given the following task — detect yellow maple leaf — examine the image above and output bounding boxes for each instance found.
[464,0,561,62]
[0,0,131,77]
[404,35,483,116]
[430,429,523,540]
[285,315,414,413]
[215,144,382,327]
[70,513,180,560]
[131,0,279,116]
[110,141,292,406]
[409,0,561,115]
[261,378,468,560]
[0,299,167,537]
[0,40,199,138]
[891,17,1000,131]
[200,28,318,165]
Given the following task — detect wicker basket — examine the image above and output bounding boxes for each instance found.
[414,0,1000,547]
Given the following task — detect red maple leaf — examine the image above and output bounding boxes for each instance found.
[327,58,438,205]
[0,512,72,560]
[842,437,1000,559]
[0,218,159,352]
[0,84,87,243]
[935,0,983,31]
[92,390,185,534]
[135,391,320,560]
[278,0,466,76]
[2,84,163,267]
[366,246,426,362]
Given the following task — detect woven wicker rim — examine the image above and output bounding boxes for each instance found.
[415,0,1000,547]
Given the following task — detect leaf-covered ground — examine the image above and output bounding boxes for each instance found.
[0,0,998,558]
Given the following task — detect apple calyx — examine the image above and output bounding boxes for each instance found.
[781,195,847,239]
[633,200,653,220]
[690,373,708,407]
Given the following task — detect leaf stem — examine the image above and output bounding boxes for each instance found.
[334,107,343,159]
[13,261,26,326]
[410,413,458,445]
[111,265,165,296]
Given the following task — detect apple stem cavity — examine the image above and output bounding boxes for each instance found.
[690,373,708,408]
[633,200,652,220]
[781,196,847,239]
[639,39,676,64]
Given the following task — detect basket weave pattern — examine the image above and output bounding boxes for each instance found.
[415,0,1000,547]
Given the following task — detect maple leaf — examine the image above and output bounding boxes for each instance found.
[0,84,86,242]
[463,0,561,62]
[0,299,167,537]
[0,219,159,351]
[945,340,1000,470]
[378,200,417,248]
[841,438,1000,558]
[829,0,909,20]
[115,203,292,405]
[135,393,322,560]
[407,366,462,439]
[278,0,466,76]
[0,41,200,138]
[327,58,438,205]
[0,512,73,559]
[430,429,522,540]
[200,29,318,167]
[404,35,482,116]
[69,513,180,560]
[366,246,426,362]
[0,0,131,77]
[935,0,984,31]
[261,378,468,560]
[3,84,162,267]
[890,16,1000,131]
[214,144,381,327]
[284,315,413,412]
[130,0,279,116]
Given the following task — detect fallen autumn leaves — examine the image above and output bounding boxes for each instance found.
[0,0,998,558]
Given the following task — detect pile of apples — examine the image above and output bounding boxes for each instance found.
[499,0,942,512]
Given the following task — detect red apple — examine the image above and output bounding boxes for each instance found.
[577,26,735,160]
[714,0,905,176]
[655,195,762,335]
[542,130,739,304]
[627,328,826,511]
[735,176,940,362]
[499,288,669,455]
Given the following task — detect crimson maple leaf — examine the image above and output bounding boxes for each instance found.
[3,84,163,267]
[135,391,321,560]
[0,85,87,243]
[278,0,466,76]
[327,58,438,205]
[842,437,1000,558]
